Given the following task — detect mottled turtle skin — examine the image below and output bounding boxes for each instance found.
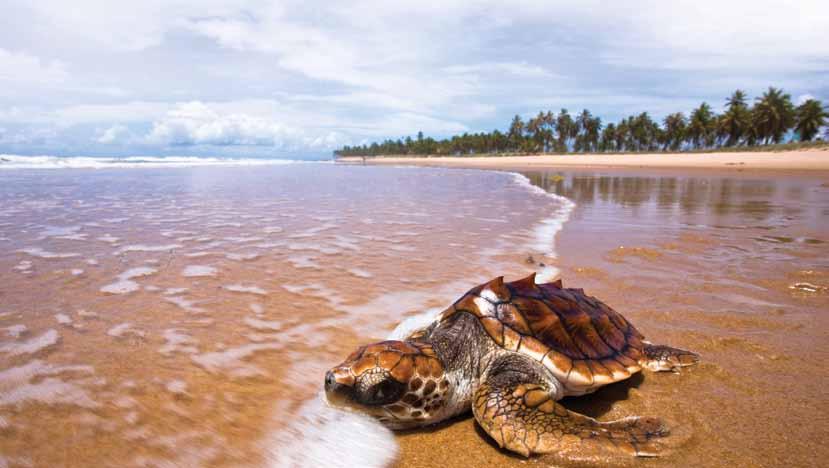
[326,274,699,458]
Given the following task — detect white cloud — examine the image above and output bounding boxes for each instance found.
[96,124,130,144]
[797,94,816,105]
[53,102,172,125]
[142,101,348,150]
[445,62,556,79]
[355,113,469,138]
[181,4,480,108]
[0,48,68,85]
[306,132,351,150]
[17,0,260,52]
[0,126,59,146]
[0,102,173,126]
[592,1,829,71]
[145,101,293,147]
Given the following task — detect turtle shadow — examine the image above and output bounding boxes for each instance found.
[395,412,472,436]
[559,372,645,418]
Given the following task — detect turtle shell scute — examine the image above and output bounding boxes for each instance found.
[440,275,645,388]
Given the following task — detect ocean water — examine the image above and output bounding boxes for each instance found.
[0,160,573,467]
[0,154,320,169]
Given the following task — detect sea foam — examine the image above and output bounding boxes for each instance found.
[224,284,268,295]
[0,329,60,356]
[265,395,397,468]
[510,172,576,259]
[18,247,80,259]
[100,267,158,294]
[191,342,281,378]
[0,154,325,170]
[182,265,217,277]
[0,360,98,408]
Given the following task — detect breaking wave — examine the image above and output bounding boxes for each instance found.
[0,154,327,170]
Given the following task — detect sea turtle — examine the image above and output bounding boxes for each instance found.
[324,274,699,458]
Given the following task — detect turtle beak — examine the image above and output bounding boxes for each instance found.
[324,370,342,392]
[324,368,355,405]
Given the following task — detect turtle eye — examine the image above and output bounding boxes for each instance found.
[366,379,404,405]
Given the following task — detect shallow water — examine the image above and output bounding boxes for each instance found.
[1,164,827,467]
[0,164,571,467]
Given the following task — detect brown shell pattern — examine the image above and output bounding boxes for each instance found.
[439,274,645,390]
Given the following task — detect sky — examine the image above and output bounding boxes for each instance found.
[1,0,827,159]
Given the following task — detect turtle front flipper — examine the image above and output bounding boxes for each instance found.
[473,355,670,458]
[641,342,700,372]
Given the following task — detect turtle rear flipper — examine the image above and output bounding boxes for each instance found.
[472,355,671,458]
[641,342,700,372]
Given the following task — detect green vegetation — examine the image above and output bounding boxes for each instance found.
[334,87,828,157]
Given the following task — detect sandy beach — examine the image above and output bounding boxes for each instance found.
[337,149,829,172]
[1,161,828,468]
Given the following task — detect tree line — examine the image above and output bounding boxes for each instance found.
[334,87,828,157]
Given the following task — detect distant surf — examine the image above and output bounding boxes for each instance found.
[0,154,327,170]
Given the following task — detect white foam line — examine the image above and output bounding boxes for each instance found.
[224,284,268,295]
[100,267,158,294]
[509,172,575,282]
[0,329,60,356]
[181,265,217,277]
[115,244,182,254]
[18,247,80,259]
[0,154,332,170]
[265,395,397,468]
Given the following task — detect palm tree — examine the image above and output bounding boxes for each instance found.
[491,129,506,153]
[599,123,616,152]
[615,117,630,151]
[574,109,601,152]
[542,111,556,152]
[719,90,752,146]
[574,109,590,152]
[662,112,687,151]
[752,87,795,144]
[628,112,659,151]
[507,115,525,152]
[585,111,602,152]
[555,109,576,153]
[794,99,827,141]
[688,103,717,148]
[526,111,552,153]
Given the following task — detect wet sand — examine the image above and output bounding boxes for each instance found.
[2,163,828,467]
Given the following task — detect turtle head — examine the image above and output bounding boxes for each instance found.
[325,340,451,429]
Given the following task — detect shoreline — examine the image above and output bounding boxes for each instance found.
[336,149,829,173]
